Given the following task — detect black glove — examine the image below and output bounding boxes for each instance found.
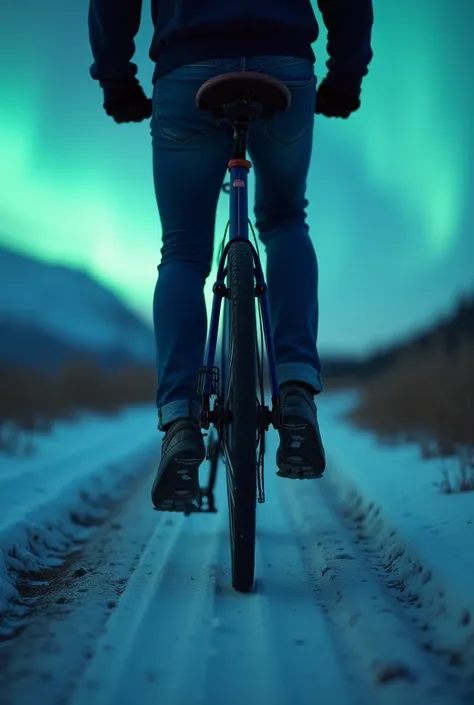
[316,76,361,119]
[103,81,152,123]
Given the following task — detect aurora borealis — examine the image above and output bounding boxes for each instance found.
[0,0,473,355]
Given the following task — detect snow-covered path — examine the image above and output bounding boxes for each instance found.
[0,395,473,705]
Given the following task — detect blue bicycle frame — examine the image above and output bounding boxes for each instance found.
[199,153,280,431]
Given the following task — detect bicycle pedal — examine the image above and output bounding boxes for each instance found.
[197,365,220,395]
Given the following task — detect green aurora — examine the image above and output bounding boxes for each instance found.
[0,0,473,353]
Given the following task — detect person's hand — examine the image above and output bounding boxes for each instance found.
[103,82,152,123]
[315,76,361,119]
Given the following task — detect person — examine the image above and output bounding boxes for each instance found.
[88,0,374,512]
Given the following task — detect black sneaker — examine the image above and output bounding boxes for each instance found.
[276,384,326,479]
[151,418,205,511]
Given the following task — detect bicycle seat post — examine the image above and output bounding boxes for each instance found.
[222,100,262,160]
[231,119,248,160]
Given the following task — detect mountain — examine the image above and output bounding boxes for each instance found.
[321,291,474,381]
[0,244,155,371]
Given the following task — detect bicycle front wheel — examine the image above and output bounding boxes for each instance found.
[223,239,257,592]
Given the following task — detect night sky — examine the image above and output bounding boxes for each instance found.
[1,0,473,355]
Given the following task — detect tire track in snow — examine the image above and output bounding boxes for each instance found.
[68,471,353,705]
[1,445,470,705]
[326,474,474,683]
[68,509,222,705]
[280,469,468,705]
[203,478,355,705]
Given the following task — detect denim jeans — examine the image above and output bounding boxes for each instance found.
[150,55,323,431]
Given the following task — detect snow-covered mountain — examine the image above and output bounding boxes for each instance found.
[0,244,155,370]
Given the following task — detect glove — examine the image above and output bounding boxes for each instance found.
[103,81,152,123]
[315,76,361,119]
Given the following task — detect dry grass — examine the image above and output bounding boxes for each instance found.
[347,339,474,492]
[0,361,156,455]
[434,449,474,493]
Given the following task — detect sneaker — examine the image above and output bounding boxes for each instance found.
[151,418,205,511]
[276,383,326,479]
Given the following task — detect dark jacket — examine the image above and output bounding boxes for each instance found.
[89,0,373,96]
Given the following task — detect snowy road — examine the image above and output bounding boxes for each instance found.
[1,414,472,705]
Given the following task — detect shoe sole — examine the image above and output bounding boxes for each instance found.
[276,414,325,480]
[152,448,204,513]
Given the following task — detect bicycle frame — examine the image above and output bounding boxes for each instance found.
[198,116,280,433]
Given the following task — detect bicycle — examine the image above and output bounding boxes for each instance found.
[190,72,292,592]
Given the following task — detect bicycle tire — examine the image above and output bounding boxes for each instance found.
[224,239,257,592]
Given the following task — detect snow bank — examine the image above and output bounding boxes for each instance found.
[0,406,158,632]
[319,392,474,664]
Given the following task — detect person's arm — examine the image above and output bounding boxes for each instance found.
[317,0,374,92]
[88,0,143,88]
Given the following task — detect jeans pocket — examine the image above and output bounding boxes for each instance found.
[262,60,316,146]
[152,67,221,144]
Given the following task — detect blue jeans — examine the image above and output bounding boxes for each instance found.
[151,55,322,431]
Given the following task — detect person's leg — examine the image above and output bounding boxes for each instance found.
[246,56,322,394]
[150,59,237,510]
[151,61,234,432]
[246,56,325,478]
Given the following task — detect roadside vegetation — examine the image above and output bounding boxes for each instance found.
[343,294,474,493]
[2,294,473,486]
[0,361,155,455]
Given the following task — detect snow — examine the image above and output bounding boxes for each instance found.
[318,391,474,659]
[0,244,154,361]
[1,391,473,702]
[0,406,158,630]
